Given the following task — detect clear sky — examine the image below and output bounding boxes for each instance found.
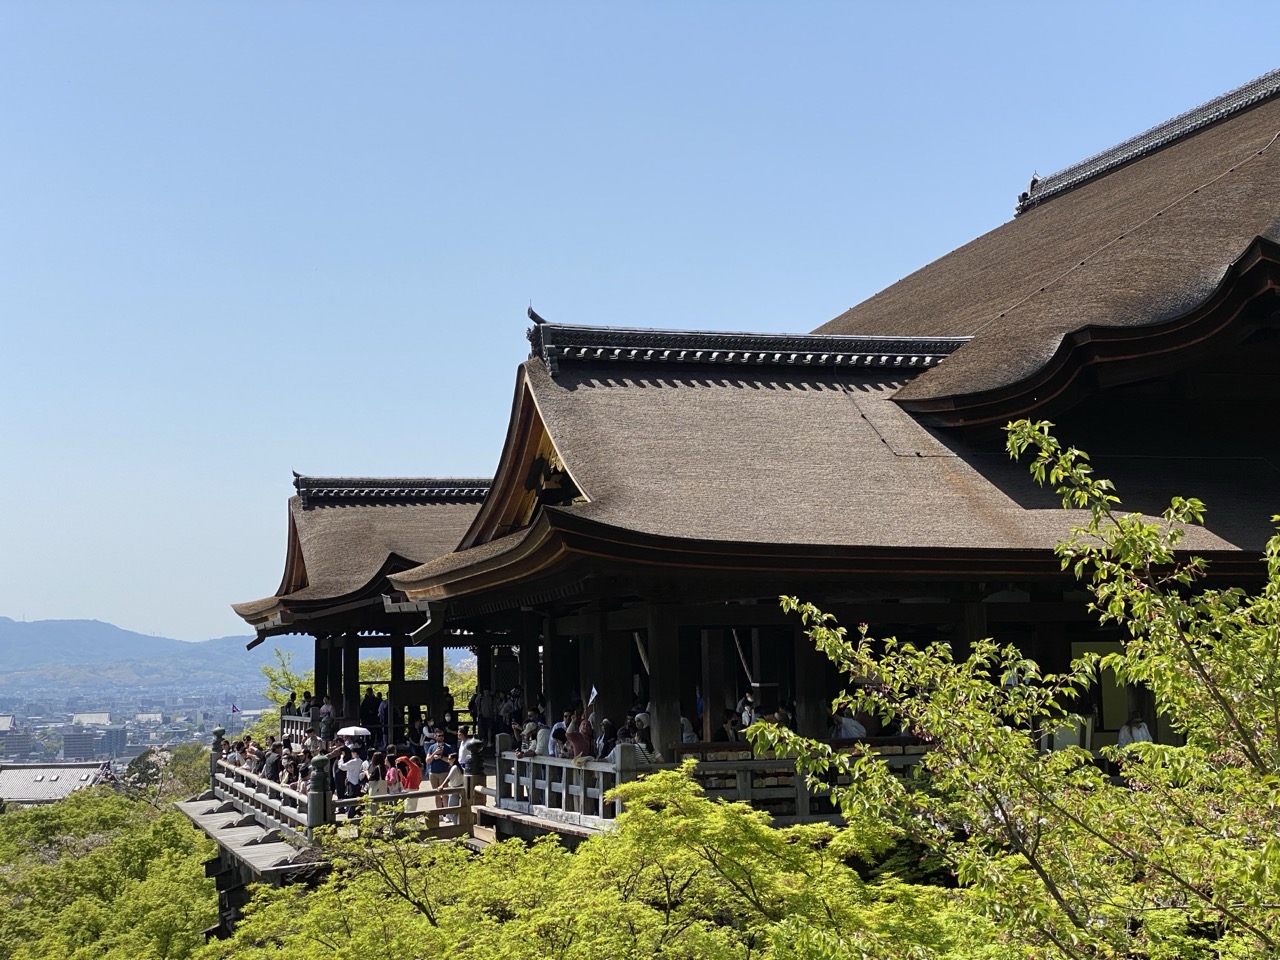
[1,3,1275,641]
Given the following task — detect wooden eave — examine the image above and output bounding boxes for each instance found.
[401,506,1264,608]
[902,236,1280,427]
[275,507,307,597]
[459,366,587,549]
[243,552,429,648]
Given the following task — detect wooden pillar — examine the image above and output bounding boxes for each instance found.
[700,628,735,740]
[476,641,493,697]
[583,605,631,728]
[427,638,444,722]
[647,605,681,756]
[792,624,829,739]
[313,635,329,709]
[953,601,987,664]
[519,613,541,720]
[342,632,360,723]
[543,627,575,723]
[390,642,406,745]
[326,640,343,718]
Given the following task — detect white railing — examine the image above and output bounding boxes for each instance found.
[495,735,639,830]
[279,715,312,742]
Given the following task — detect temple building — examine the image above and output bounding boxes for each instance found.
[234,68,1280,769]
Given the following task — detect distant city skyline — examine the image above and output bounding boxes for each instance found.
[2,4,1276,640]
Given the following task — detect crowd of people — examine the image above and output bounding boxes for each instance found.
[228,683,873,805]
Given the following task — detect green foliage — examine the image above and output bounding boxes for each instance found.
[124,744,212,806]
[752,419,1280,958]
[200,765,1011,960]
[0,789,217,960]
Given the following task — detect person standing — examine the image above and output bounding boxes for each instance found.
[423,730,451,789]
[1117,713,1154,747]
[331,745,364,801]
[376,693,390,748]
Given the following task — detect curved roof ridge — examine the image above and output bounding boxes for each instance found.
[292,475,491,509]
[528,321,967,377]
[1017,67,1280,213]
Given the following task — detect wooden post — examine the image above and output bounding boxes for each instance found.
[954,601,987,664]
[342,633,360,723]
[519,614,541,721]
[700,628,735,740]
[307,756,333,836]
[210,727,225,791]
[327,640,343,720]
[476,640,493,699]
[427,638,444,723]
[647,605,681,757]
[313,635,329,715]
[390,643,406,746]
[792,624,830,738]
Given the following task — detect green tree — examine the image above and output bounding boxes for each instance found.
[0,789,217,960]
[245,647,312,742]
[123,743,212,806]
[755,420,1280,958]
[199,765,1009,960]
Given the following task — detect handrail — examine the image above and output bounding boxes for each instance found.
[216,759,310,803]
[495,735,637,826]
[213,758,311,835]
[333,785,468,809]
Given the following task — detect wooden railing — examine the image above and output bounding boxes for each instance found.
[669,736,930,823]
[279,715,313,742]
[213,758,315,841]
[494,734,639,830]
[334,785,475,840]
[209,729,476,843]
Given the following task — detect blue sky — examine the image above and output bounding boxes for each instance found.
[1,3,1275,640]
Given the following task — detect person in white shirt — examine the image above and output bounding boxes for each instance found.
[834,708,867,739]
[533,721,552,757]
[440,753,466,824]
[330,745,364,800]
[1117,714,1153,747]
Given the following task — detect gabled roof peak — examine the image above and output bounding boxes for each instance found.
[292,475,490,510]
[527,321,968,378]
[1017,67,1280,214]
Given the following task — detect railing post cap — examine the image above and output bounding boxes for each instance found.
[212,727,226,740]
[311,755,330,772]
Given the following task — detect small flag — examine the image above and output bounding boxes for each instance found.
[588,686,598,706]
[231,704,241,713]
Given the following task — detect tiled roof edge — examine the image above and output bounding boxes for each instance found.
[1017,67,1280,215]
[292,475,491,510]
[526,320,969,378]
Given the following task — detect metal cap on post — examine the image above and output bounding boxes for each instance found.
[210,727,226,791]
[307,756,333,837]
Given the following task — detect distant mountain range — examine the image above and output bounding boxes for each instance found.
[0,617,472,695]
[0,617,313,693]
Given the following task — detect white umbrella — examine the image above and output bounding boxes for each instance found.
[336,725,372,737]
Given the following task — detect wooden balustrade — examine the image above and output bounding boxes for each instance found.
[669,736,931,822]
[494,734,638,830]
[212,758,313,840]
[279,715,313,742]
